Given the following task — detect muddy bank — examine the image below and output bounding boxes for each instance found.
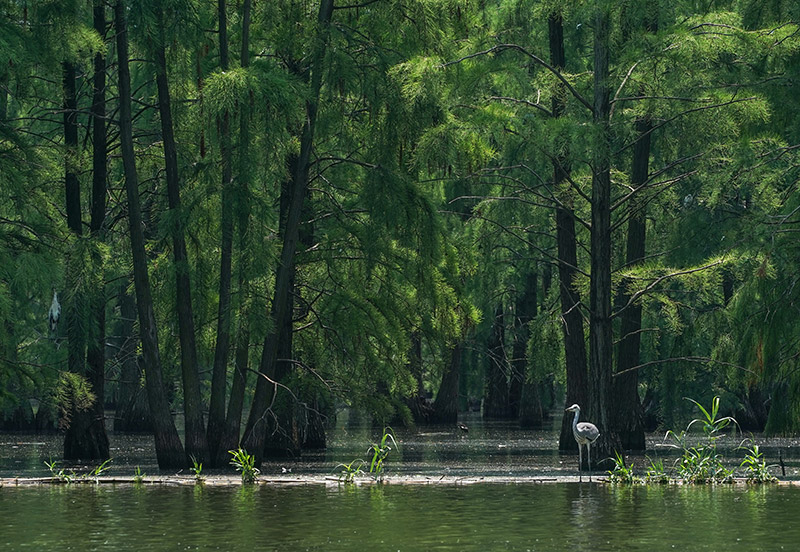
[3,474,799,487]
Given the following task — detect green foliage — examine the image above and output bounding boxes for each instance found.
[608,452,639,485]
[45,458,111,484]
[190,455,204,483]
[2,0,800,461]
[644,457,669,485]
[54,372,96,430]
[133,466,145,485]
[664,397,738,484]
[335,459,366,484]
[88,458,112,481]
[739,441,778,484]
[229,449,259,484]
[335,427,400,483]
[368,427,398,481]
[44,459,74,484]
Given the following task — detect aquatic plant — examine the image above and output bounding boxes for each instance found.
[665,396,737,484]
[133,465,145,485]
[739,442,778,484]
[45,458,111,484]
[644,457,669,484]
[335,459,366,483]
[608,451,639,484]
[87,458,112,482]
[229,448,259,484]
[368,427,398,481]
[190,455,205,483]
[44,459,74,484]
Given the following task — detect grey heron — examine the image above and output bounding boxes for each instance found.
[48,291,61,334]
[565,404,599,481]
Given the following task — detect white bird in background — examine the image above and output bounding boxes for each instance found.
[48,290,61,334]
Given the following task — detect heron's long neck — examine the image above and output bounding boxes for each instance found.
[572,409,580,430]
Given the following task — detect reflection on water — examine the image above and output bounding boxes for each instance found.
[2,483,800,551]
[2,412,800,479]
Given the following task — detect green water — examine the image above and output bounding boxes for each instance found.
[2,483,798,551]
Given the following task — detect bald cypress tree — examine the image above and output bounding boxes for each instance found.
[115,0,185,469]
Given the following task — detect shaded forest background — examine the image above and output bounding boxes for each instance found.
[2,0,800,468]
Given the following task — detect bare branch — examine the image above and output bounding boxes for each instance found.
[614,355,754,378]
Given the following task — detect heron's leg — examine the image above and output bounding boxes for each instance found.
[588,444,592,482]
[578,445,583,481]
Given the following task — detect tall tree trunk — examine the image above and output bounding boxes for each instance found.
[483,305,510,419]
[432,343,462,424]
[208,0,235,463]
[113,284,151,432]
[612,116,650,450]
[588,4,621,468]
[61,60,83,383]
[219,0,253,464]
[82,0,111,459]
[405,332,432,423]
[610,0,659,452]
[0,67,7,121]
[549,12,589,451]
[242,0,334,462]
[508,302,524,420]
[516,272,543,428]
[115,0,185,469]
[154,30,209,463]
[61,57,110,459]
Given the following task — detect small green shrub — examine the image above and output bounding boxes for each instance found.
[133,466,145,484]
[229,448,260,484]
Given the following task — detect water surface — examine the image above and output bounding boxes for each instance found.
[2,483,798,551]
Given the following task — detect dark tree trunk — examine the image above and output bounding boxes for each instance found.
[241,0,334,462]
[61,56,111,459]
[432,344,462,424]
[516,272,543,428]
[549,13,589,451]
[154,34,209,463]
[81,0,111,460]
[483,305,510,419]
[302,395,328,449]
[405,332,432,423]
[113,285,151,432]
[612,116,651,451]
[508,334,524,421]
[218,0,253,465]
[62,59,83,388]
[62,57,84,452]
[208,0,235,463]
[588,5,621,468]
[62,62,81,238]
[115,0,185,469]
[261,277,301,458]
[0,67,7,121]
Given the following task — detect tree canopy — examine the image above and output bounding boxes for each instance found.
[2,0,800,467]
